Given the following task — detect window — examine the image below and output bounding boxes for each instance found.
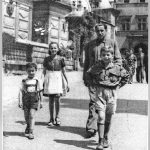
[124,0,129,3]
[32,18,49,44]
[137,17,147,30]
[140,0,145,2]
[120,18,130,31]
[32,3,49,44]
[89,0,99,8]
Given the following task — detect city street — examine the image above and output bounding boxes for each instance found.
[3,71,148,150]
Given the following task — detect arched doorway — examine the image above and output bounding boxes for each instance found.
[134,43,148,55]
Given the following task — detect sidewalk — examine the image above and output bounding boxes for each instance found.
[3,71,148,150]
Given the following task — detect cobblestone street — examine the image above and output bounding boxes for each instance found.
[3,71,148,150]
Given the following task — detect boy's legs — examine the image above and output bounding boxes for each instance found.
[103,113,113,148]
[96,110,105,150]
[24,108,30,135]
[28,108,36,139]
[103,89,117,148]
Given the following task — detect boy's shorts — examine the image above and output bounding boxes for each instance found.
[22,92,39,110]
[95,86,117,115]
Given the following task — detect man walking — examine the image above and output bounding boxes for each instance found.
[83,23,122,138]
[136,47,145,83]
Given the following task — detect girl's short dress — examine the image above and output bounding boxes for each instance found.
[43,55,67,96]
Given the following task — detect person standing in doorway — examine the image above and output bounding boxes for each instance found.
[144,53,148,83]
[126,48,137,84]
[136,47,145,83]
[83,23,122,138]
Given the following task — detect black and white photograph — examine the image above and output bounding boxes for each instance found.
[2,0,149,150]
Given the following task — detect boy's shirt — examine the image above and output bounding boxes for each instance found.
[20,76,43,93]
[87,61,129,88]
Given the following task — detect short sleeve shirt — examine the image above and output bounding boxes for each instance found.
[43,56,65,71]
[20,77,43,92]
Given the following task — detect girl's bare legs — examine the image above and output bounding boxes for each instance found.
[55,96,61,125]
[49,95,55,125]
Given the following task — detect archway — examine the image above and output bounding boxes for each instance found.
[134,43,148,55]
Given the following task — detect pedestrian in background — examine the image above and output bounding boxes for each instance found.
[43,42,69,126]
[18,63,43,139]
[121,49,129,72]
[83,23,122,138]
[136,47,145,83]
[126,48,137,84]
[86,46,129,150]
[144,53,148,83]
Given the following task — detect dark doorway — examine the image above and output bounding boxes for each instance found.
[134,43,148,55]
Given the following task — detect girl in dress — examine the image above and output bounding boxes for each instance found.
[43,42,69,126]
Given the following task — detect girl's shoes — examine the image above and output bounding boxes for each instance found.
[55,117,61,126]
[48,119,54,126]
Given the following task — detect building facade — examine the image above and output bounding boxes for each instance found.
[115,0,148,55]
[2,0,72,72]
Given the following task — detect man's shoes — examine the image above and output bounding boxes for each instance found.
[103,137,109,148]
[86,129,96,138]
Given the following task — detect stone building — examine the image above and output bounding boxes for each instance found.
[115,0,148,55]
[2,0,72,73]
[89,0,120,40]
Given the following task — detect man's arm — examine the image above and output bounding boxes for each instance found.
[113,40,122,65]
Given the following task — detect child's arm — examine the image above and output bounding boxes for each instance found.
[18,89,23,108]
[37,79,43,109]
[62,67,69,91]
[38,90,43,109]
[18,80,24,108]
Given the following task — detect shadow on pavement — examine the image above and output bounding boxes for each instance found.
[56,98,147,115]
[116,99,148,115]
[16,120,49,126]
[54,139,96,150]
[16,121,26,125]
[3,131,25,137]
[61,98,89,110]
[35,122,48,126]
[48,126,86,138]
